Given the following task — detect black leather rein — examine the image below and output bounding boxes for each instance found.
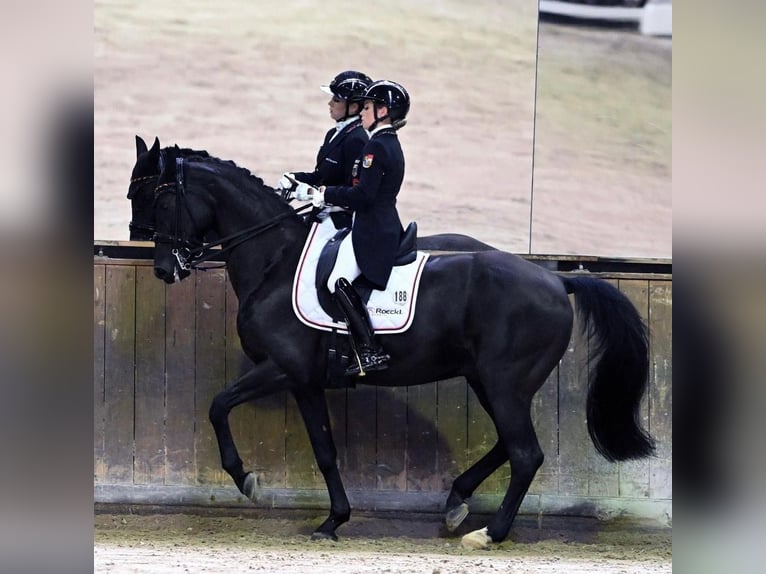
[152,157,313,270]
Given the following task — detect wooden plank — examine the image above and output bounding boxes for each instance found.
[530,365,560,494]
[557,293,589,496]
[344,386,378,489]
[93,255,673,513]
[133,266,166,485]
[94,264,106,483]
[164,276,196,485]
[376,386,408,491]
[324,388,348,486]
[251,391,287,489]
[103,265,136,484]
[194,269,228,485]
[617,280,652,498]
[405,384,439,492]
[467,383,505,496]
[648,281,672,499]
[436,377,468,492]
[285,390,320,488]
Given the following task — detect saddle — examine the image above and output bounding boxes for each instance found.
[315,222,418,321]
[292,219,429,334]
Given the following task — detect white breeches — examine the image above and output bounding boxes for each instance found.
[327,234,361,293]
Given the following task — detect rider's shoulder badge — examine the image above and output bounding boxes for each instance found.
[362,154,374,168]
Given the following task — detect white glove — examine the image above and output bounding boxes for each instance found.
[311,187,326,209]
[295,182,318,201]
[277,172,296,192]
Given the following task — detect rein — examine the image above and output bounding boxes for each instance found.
[189,208,313,266]
[153,157,313,271]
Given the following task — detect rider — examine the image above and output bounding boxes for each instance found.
[298,80,411,376]
[277,70,372,228]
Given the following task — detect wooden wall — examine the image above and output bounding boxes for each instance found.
[94,256,672,522]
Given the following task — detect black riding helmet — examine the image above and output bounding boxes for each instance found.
[321,71,373,119]
[360,80,410,130]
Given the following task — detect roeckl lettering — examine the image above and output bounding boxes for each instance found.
[369,308,403,315]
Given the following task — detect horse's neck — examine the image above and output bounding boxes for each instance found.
[213,191,307,302]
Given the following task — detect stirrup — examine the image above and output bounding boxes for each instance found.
[345,350,390,377]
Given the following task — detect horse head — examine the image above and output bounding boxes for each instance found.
[128,135,212,241]
[151,147,213,283]
[128,136,163,240]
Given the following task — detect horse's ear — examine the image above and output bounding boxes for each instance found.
[135,135,148,157]
[166,145,180,162]
[158,145,179,184]
[146,136,161,163]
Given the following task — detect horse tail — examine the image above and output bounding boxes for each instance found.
[562,276,655,462]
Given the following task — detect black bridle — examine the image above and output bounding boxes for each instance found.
[128,149,167,240]
[127,174,159,239]
[152,157,312,271]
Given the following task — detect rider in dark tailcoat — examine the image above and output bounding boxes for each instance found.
[277,70,372,228]
[323,112,405,290]
[299,80,411,376]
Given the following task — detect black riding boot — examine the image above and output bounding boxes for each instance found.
[334,278,390,376]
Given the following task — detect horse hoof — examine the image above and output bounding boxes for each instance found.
[243,472,259,501]
[445,502,469,532]
[311,531,338,542]
[461,527,491,549]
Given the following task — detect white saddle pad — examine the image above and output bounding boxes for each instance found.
[292,219,429,334]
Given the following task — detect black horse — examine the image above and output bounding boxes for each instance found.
[129,136,497,253]
[149,149,655,547]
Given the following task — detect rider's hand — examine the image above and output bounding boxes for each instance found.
[277,172,296,193]
[311,186,326,209]
[295,182,317,201]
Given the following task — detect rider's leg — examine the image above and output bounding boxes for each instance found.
[334,277,389,376]
[327,234,361,293]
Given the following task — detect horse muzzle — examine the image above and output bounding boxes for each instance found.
[154,261,191,284]
[154,264,176,284]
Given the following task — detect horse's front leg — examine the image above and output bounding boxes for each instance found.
[208,360,289,497]
[292,387,350,541]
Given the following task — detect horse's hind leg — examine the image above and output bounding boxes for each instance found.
[488,396,542,542]
[445,380,508,532]
[446,442,507,531]
[462,392,543,548]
